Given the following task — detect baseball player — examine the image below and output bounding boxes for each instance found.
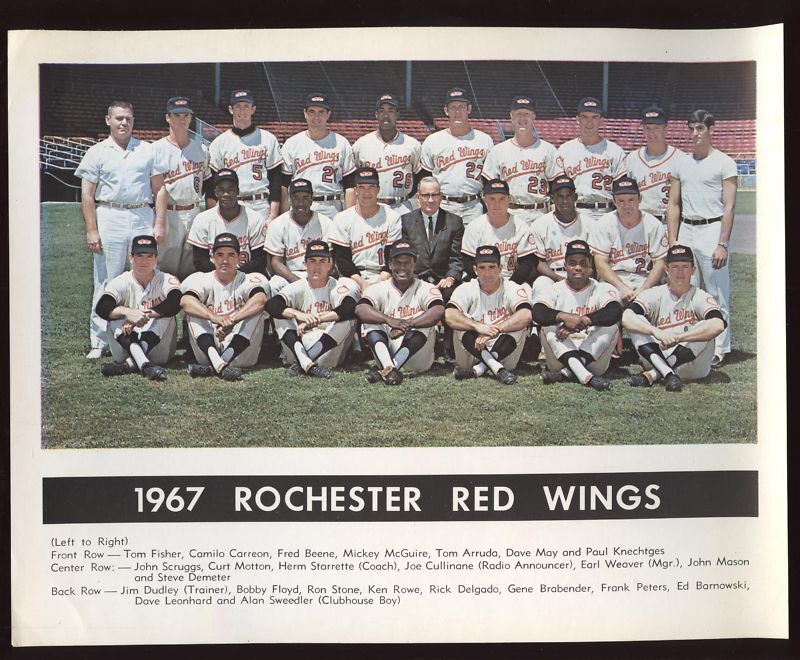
[555,97,627,222]
[281,93,357,220]
[265,240,359,378]
[352,93,422,215]
[265,178,332,294]
[590,176,668,305]
[461,179,538,284]
[95,235,181,381]
[180,233,269,381]
[75,100,168,358]
[356,240,445,385]
[328,166,402,292]
[151,96,211,279]
[482,95,560,225]
[445,245,532,385]
[622,244,726,391]
[666,109,737,367]
[529,175,591,282]
[418,88,495,225]
[207,89,283,221]
[187,168,266,274]
[624,105,688,223]
[532,240,623,391]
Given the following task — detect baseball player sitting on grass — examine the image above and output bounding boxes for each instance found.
[532,240,623,391]
[265,240,359,379]
[95,235,181,381]
[180,233,269,381]
[445,245,532,385]
[356,241,445,385]
[622,244,726,392]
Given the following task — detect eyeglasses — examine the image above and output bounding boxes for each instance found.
[419,193,442,199]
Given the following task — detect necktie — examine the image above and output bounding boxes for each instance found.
[428,215,435,240]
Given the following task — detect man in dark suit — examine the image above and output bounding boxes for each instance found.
[399,175,464,303]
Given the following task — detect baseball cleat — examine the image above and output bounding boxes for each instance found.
[453,367,476,380]
[187,363,214,378]
[86,348,106,360]
[306,364,332,379]
[100,362,134,377]
[711,354,725,369]
[141,363,167,381]
[587,375,611,391]
[663,372,684,392]
[541,369,566,385]
[379,366,403,386]
[497,368,518,385]
[284,363,303,377]
[218,365,243,382]
[365,366,381,384]
[627,373,652,388]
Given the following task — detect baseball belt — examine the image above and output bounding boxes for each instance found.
[239,192,270,202]
[95,200,150,210]
[167,202,199,211]
[682,216,722,226]
[378,195,409,204]
[312,194,342,202]
[509,202,547,210]
[443,194,479,203]
[651,214,666,223]
[576,201,614,209]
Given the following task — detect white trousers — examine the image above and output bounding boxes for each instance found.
[105,317,177,365]
[157,207,200,279]
[274,317,356,368]
[509,207,547,227]
[630,330,716,381]
[539,324,619,376]
[441,198,484,226]
[186,313,265,368]
[454,327,527,371]
[361,323,436,374]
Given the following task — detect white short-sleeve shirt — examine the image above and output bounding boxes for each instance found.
[633,283,721,332]
[624,146,687,217]
[362,278,443,320]
[529,211,591,271]
[555,137,627,203]
[419,128,495,197]
[181,270,269,315]
[673,148,738,220]
[448,279,532,326]
[208,128,283,198]
[152,136,211,206]
[281,130,356,197]
[187,206,265,266]
[352,130,422,199]
[327,205,402,275]
[482,137,560,204]
[589,211,668,275]
[461,214,536,279]
[265,211,332,274]
[103,268,181,312]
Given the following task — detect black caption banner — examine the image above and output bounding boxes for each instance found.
[42,471,757,524]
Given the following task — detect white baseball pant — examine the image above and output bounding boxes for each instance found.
[454,327,527,371]
[360,323,436,374]
[441,199,483,226]
[157,207,200,279]
[273,317,356,368]
[186,313,265,368]
[630,330,716,381]
[539,324,619,376]
[105,317,177,365]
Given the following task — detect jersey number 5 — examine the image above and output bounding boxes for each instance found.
[252,163,264,181]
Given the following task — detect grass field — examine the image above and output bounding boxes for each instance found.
[40,202,757,449]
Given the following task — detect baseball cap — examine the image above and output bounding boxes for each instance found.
[577,97,603,115]
[564,239,591,258]
[212,232,241,254]
[510,95,536,111]
[388,240,417,260]
[354,166,380,185]
[305,239,332,260]
[641,105,667,124]
[474,245,502,264]
[549,175,576,195]
[612,176,640,196]
[229,89,255,105]
[289,178,313,195]
[483,178,510,196]
[166,96,193,114]
[666,244,695,264]
[131,235,158,255]
[214,168,239,187]
[445,87,471,105]
[376,93,400,109]
[304,93,331,110]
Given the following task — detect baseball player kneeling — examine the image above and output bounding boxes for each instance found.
[180,233,269,381]
[532,240,623,391]
[445,245,532,385]
[265,240,359,379]
[356,240,445,385]
[622,244,726,392]
[95,235,181,381]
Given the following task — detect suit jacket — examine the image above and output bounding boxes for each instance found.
[400,208,464,283]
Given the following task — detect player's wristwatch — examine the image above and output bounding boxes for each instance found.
[718,242,729,250]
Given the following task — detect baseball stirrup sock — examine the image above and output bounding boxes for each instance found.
[393,331,427,369]
[460,330,483,359]
[638,342,674,378]
[220,334,250,366]
[364,330,394,369]
[281,329,314,372]
[669,344,696,368]
[115,333,148,370]
[196,333,226,372]
[306,333,338,361]
[137,331,161,356]
[562,350,592,385]
[490,335,517,360]
[479,350,505,376]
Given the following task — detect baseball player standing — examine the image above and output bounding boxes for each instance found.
[95,235,181,381]
[352,94,422,215]
[356,240,445,385]
[328,166,402,292]
[529,175,591,282]
[555,97,627,222]
[207,89,283,222]
[152,96,211,279]
[180,233,269,381]
[418,88,495,226]
[281,93,357,220]
[187,168,266,274]
[461,179,538,284]
[445,245,533,385]
[265,178,332,294]
[532,240,623,391]
[75,101,168,359]
[265,240,360,378]
[482,95,560,226]
[622,245,726,391]
[624,105,687,223]
[665,109,737,367]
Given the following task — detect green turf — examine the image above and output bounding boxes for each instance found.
[40,203,757,448]
[735,190,755,215]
